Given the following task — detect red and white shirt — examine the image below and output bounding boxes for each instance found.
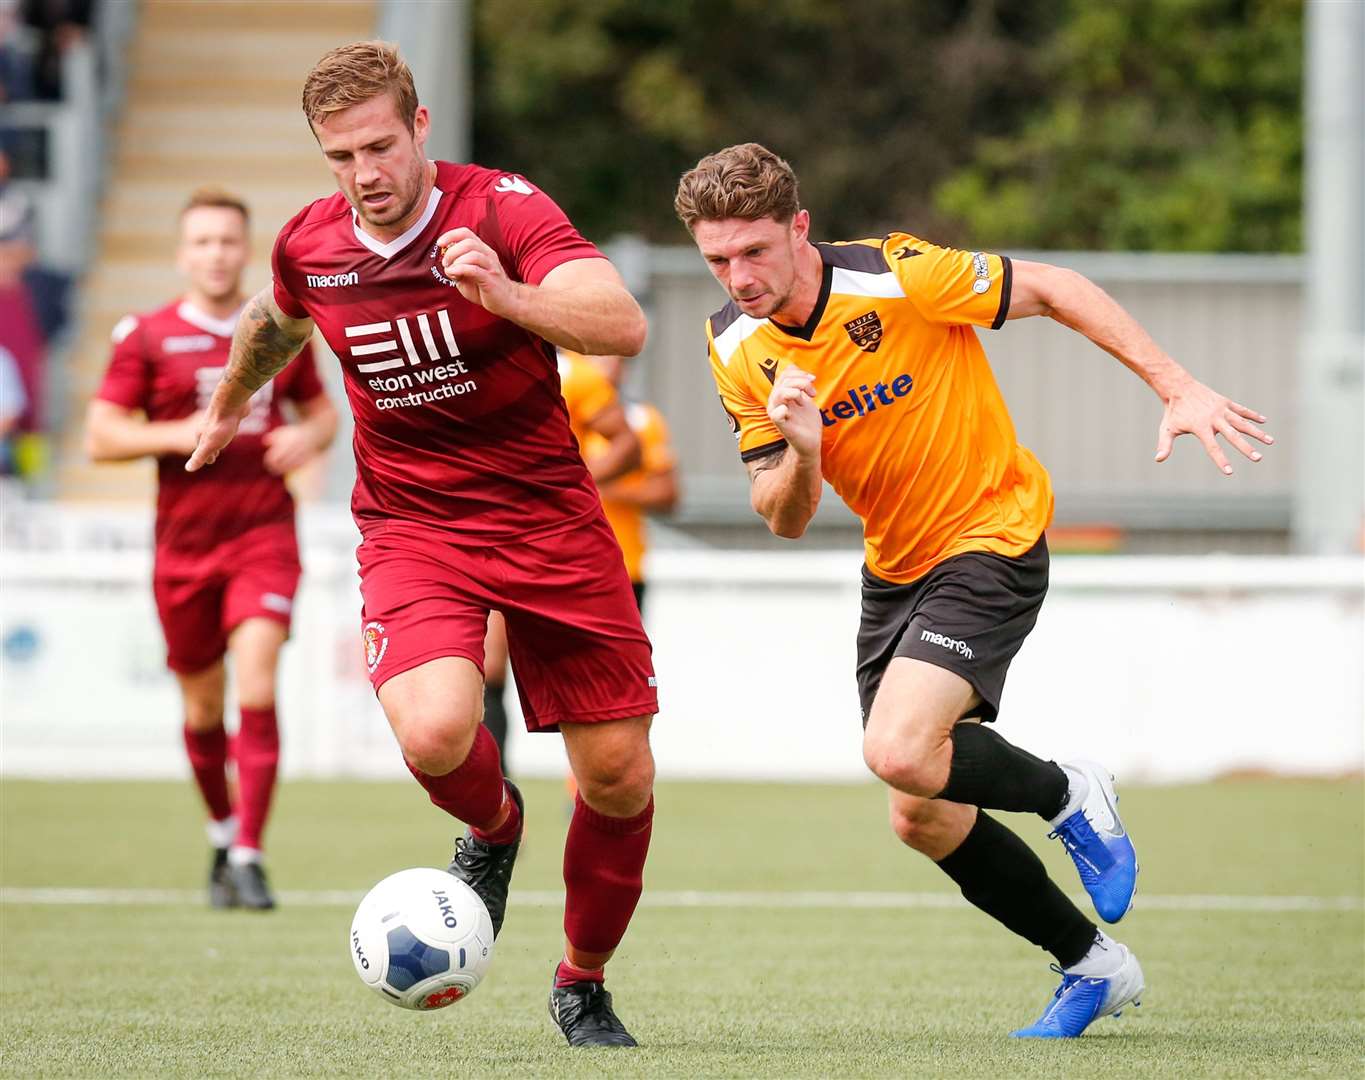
[270,161,607,543]
[96,299,323,574]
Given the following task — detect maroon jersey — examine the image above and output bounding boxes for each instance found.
[270,161,607,543]
[96,299,324,571]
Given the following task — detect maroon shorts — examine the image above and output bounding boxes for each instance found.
[357,515,658,731]
[153,536,301,675]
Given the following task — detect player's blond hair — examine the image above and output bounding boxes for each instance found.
[301,40,418,131]
[180,187,249,224]
[674,143,801,230]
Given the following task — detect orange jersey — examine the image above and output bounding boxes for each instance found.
[586,401,676,582]
[707,235,1052,583]
[557,351,619,447]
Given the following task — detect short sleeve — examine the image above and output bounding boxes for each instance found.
[491,176,604,286]
[271,211,311,320]
[708,337,784,463]
[277,339,325,403]
[885,233,1012,329]
[94,315,151,411]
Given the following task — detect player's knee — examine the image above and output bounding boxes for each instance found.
[183,697,225,733]
[393,710,479,776]
[862,731,946,797]
[575,749,654,818]
[235,669,277,711]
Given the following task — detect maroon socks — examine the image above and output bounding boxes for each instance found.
[555,958,606,988]
[405,724,516,836]
[183,724,232,822]
[234,706,280,852]
[562,794,654,957]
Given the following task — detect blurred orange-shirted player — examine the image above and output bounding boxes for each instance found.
[481,351,641,766]
[579,352,680,609]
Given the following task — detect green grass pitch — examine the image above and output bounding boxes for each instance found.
[2,777,1361,1077]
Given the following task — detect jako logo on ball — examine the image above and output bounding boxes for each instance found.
[349,867,494,1011]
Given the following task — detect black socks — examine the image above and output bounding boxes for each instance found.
[937,810,1096,968]
[482,682,509,767]
[936,722,1069,818]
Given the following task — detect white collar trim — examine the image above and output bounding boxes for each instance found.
[177,300,243,338]
[352,182,443,260]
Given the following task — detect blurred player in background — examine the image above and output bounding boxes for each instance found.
[480,349,640,768]
[581,351,681,612]
[188,43,658,1047]
[677,143,1273,1039]
[85,188,338,911]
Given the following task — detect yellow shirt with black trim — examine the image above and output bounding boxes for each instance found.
[585,401,676,582]
[706,234,1053,584]
[557,351,619,448]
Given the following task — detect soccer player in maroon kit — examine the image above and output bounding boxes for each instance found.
[188,43,657,1046]
[86,188,338,911]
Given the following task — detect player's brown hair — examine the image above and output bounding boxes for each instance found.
[180,187,249,224]
[302,40,418,131]
[674,143,801,230]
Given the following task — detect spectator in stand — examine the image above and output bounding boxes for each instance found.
[20,0,93,101]
[0,341,26,474]
[0,0,38,103]
[0,145,70,480]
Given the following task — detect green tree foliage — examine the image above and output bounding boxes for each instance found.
[934,0,1303,251]
[473,0,1051,244]
[472,0,1302,251]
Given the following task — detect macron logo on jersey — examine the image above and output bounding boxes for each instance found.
[306,271,359,288]
[494,175,533,195]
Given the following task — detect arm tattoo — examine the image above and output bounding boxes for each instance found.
[745,443,789,484]
[223,292,310,395]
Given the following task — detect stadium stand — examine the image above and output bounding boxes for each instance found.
[54,0,374,503]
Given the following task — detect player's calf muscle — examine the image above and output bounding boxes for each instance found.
[888,793,975,859]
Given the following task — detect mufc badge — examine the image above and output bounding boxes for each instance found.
[843,310,883,353]
[363,621,389,674]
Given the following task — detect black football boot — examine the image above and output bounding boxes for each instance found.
[447,780,524,938]
[549,977,639,1048]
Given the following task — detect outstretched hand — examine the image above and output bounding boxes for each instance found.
[1155,378,1273,475]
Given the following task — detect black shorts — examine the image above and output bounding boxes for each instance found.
[855,535,1048,725]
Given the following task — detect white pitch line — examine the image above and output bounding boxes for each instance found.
[0,887,1360,913]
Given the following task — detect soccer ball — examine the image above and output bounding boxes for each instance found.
[349,867,495,1010]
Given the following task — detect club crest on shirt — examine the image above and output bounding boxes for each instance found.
[843,311,883,353]
[427,243,459,289]
[363,621,389,673]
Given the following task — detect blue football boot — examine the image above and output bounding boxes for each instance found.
[1050,759,1138,923]
[1011,944,1145,1038]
